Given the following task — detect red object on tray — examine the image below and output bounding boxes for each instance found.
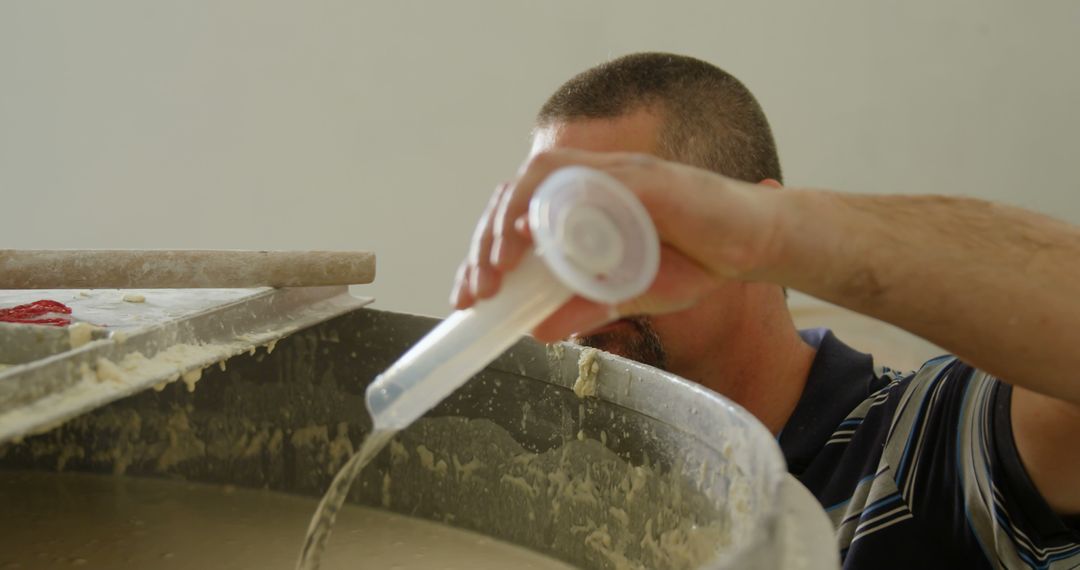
[0,300,73,327]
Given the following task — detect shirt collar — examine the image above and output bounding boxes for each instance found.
[779,328,876,474]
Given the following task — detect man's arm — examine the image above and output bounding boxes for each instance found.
[776,193,1080,406]
[772,191,1080,514]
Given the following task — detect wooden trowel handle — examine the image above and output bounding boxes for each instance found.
[0,249,375,289]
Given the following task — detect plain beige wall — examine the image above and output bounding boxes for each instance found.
[2,1,1078,366]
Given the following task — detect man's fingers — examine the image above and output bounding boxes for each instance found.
[513,215,531,238]
[469,183,509,266]
[453,183,505,309]
[491,151,592,270]
[490,186,532,270]
[491,227,530,270]
[469,263,502,299]
[451,261,473,309]
[459,182,511,304]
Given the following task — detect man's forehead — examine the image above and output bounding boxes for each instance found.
[529,109,663,158]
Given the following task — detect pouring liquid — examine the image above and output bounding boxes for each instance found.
[296,429,398,570]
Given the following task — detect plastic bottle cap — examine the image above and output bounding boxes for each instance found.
[529,166,659,304]
[557,205,624,276]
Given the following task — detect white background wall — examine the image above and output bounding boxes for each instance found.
[2,1,1078,365]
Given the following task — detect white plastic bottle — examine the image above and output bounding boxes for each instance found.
[365,166,660,431]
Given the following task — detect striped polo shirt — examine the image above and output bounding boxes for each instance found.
[780,329,1080,569]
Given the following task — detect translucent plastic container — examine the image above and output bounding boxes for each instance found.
[365,166,660,431]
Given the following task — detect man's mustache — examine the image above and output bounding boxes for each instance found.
[573,316,667,371]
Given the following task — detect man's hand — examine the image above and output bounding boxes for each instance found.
[449,148,787,341]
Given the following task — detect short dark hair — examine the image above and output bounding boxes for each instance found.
[536,52,782,184]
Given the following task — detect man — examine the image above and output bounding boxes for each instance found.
[451,53,1080,568]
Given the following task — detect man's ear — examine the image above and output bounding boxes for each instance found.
[758,178,783,189]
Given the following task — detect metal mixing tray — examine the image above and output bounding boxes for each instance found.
[0,287,371,444]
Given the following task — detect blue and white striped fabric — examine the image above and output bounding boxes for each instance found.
[780,329,1080,569]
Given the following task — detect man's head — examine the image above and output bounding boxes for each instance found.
[532,52,787,381]
[536,52,782,184]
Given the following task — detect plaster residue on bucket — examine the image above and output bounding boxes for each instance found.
[573,347,601,398]
[291,422,361,474]
[87,343,227,392]
[13,404,207,476]
[376,417,744,570]
[80,333,282,394]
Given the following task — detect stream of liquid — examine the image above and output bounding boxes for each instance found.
[295,429,398,570]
